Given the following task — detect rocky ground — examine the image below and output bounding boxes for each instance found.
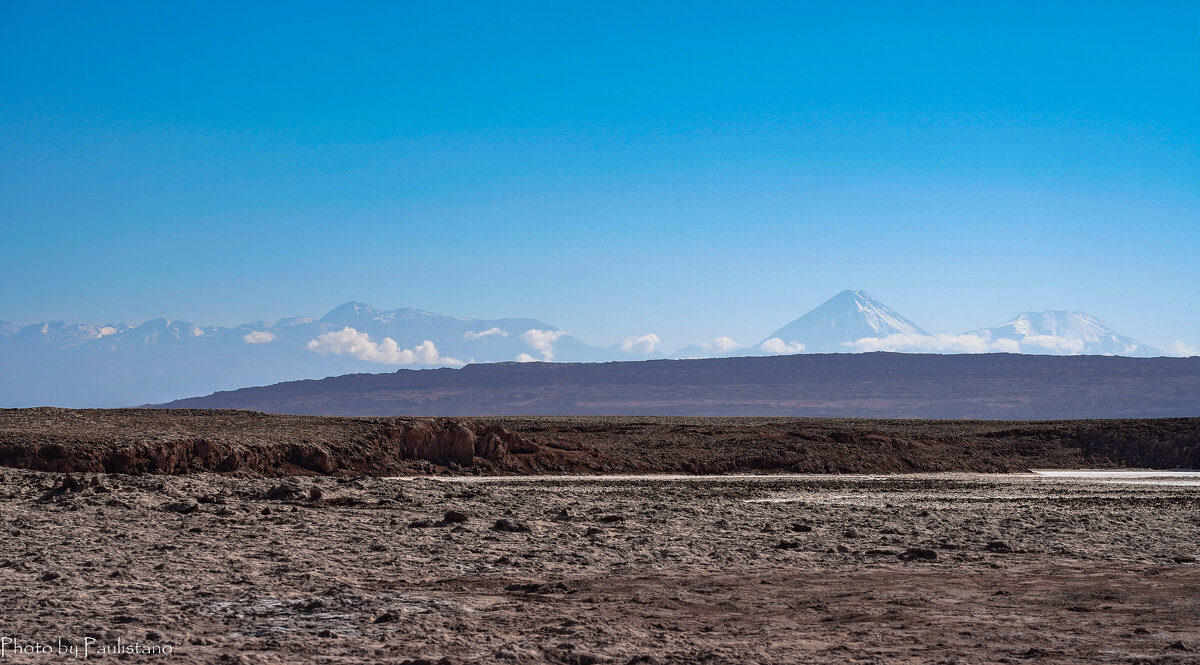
[1,469,1197,664]
[3,408,1199,476]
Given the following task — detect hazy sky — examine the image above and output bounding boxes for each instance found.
[2,1,1197,352]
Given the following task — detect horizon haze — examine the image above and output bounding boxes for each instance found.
[0,288,1188,408]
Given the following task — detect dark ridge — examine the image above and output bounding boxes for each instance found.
[153,353,1200,420]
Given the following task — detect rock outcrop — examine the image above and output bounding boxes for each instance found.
[1,408,1197,477]
[0,409,542,476]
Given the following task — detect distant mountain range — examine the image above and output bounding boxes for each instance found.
[0,290,1174,407]
[0,303,627,407]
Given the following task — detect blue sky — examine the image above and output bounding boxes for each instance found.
[2,1,1198,352]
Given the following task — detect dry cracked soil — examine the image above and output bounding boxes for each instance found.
[1,470,1198,664]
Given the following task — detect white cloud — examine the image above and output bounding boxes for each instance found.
[846,333,999,353]
[306,327,463,365]
[835,328,1099,352]
[619,333,661,354]
[1018,334,1085,354]
[515,353,538,363]
[520,329,565,361]
[699,336,740,353]
[242,331,277,344]
[464,327,508,340]
[760,338,807,354]
[1173,340,1199,357]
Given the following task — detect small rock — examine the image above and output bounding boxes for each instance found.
[986,540,1014,553]
[145,631,162,641]
[308,487,323,501]
[835,544,851,553]
[317,629,335,638]
[506,581,570,594]
[842,528,858,538]
[39,571,61,582]
[899,547,938,561]
[1167,641,1191,652]
[442,510,469,524]
[373,610,400,624]
[866,548,900,556]
[260,507,271,516]
[262,483,303,501]
[216,506,234,517]
[775,540,802,550]
[791,523,813,533]
[54,475,81,494]
[408,519,434,528]
[553,508,572,521]
[493,518,531,533]
[162,499,199,514]
[599,514,625,524]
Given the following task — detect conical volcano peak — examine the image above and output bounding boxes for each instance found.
[761,290,927,353]
[319,301,380,324]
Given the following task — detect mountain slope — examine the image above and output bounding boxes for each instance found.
[966,311,1163,357]
[760,290,927,353]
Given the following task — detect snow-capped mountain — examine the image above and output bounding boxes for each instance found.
[4,321,132,348]
[0,302,633,407]
[966,311,1163,357]
[0,292,1175,408]
[758,290,928,354]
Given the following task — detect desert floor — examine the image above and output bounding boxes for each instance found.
[1,470,1198,664]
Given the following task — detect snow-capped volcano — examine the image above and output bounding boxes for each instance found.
[966,311,1163,357]
[760,290,928,353]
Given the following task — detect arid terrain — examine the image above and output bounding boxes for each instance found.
[1,470,1198,664]
[0,409,1197,664]
[2,408,1199,476]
